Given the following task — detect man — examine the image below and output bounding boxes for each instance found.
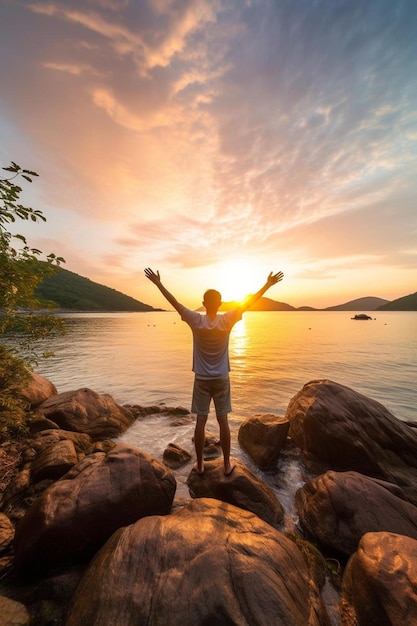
[144,267,284,475]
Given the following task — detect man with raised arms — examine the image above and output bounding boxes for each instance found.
[144,268,284,475]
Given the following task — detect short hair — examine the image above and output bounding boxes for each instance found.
[203,289,222,307]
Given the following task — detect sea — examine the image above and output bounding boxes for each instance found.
[31,310,417,516]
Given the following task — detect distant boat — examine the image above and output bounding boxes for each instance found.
[351,314,373,320]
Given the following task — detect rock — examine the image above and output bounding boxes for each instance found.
[13,444,176,576]
[0,513,14,552]
[238,413,290,468]
[187,458,285,528]
[18,371,57,407]
[295,470,417,559]
[37,388,135,441]
[1,469,31,520]
[340,532,417,625]
[31,429,92,454]
[167,406,190,415]
[0,595,30,625]
[0,555,14,573]
[30,438,78,482]
[9,568,85,626]
[66,498,329,626]
[27,415,59,435]
[286,380,417,505]
[163,443,192,469]
[29,429,92,482]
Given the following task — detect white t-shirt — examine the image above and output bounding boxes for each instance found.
[179,306,242,379]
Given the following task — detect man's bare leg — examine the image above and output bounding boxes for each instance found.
[194,414,207,474]
[217,414,235,475]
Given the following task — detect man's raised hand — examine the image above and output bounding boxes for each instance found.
[144,268,161,284]
[267,271,284,286]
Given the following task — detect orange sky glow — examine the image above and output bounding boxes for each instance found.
[1,0,416,310]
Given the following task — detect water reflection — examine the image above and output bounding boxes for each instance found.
[28,310,417,423]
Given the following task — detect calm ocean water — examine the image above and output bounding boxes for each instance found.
[35,310,417,423]
[33,310,417,510]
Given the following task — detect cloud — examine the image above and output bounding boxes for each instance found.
[1,0,416,304]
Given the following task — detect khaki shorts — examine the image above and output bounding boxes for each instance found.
[191,376,232,416]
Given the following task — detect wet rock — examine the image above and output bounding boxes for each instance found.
[296,470,417,559]
[163,443,192,469]
[66,498,329,626]
[37,388,135,441]
[13,444,176,576]
[238,413,290,468]
[286,380,417,505]
[340,532,417,625]
[187,457,285,528]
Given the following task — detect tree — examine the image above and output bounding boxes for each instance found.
[0,161,65,354]
[1,161,65,442]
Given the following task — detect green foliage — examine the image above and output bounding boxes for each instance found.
[37,265,160,312]
[0,345,30,443]
[0,161,66,358]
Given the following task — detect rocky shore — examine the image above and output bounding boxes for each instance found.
[1,374,417,625]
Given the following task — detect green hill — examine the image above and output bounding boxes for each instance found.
[36,266,161,312]
[377,292,417,311]
[324,296,389,311]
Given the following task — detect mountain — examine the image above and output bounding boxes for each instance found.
[323,296,389,311]
[377,292,417,311]
[36,266,161,312]
[214,296,389,312]
[36,266,415,312]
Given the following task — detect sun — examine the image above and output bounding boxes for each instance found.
[214,259,266,303]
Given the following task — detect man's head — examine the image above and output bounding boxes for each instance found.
[203,289,222,314]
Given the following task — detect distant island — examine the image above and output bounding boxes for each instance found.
[36,266,162,312]
[216,295,392,312]
[37,267,416,312]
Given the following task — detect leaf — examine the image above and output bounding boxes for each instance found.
[13,234,27,243]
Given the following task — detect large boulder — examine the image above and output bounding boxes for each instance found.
[37,388,135,440]
[340,532,417,625]
[238,413,290,468]
[286,380,417,504]
[66,498,329,626]
[18,371,57,407]
[187,458,285,528]
[295,470,417,559]
[13,444,176,576]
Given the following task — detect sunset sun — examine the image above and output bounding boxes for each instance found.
[215,259,267,303]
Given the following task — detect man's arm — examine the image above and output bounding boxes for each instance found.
[239,271,284,312]
[144,268,184,314]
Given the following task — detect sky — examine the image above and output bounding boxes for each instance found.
[1,0,416,310]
